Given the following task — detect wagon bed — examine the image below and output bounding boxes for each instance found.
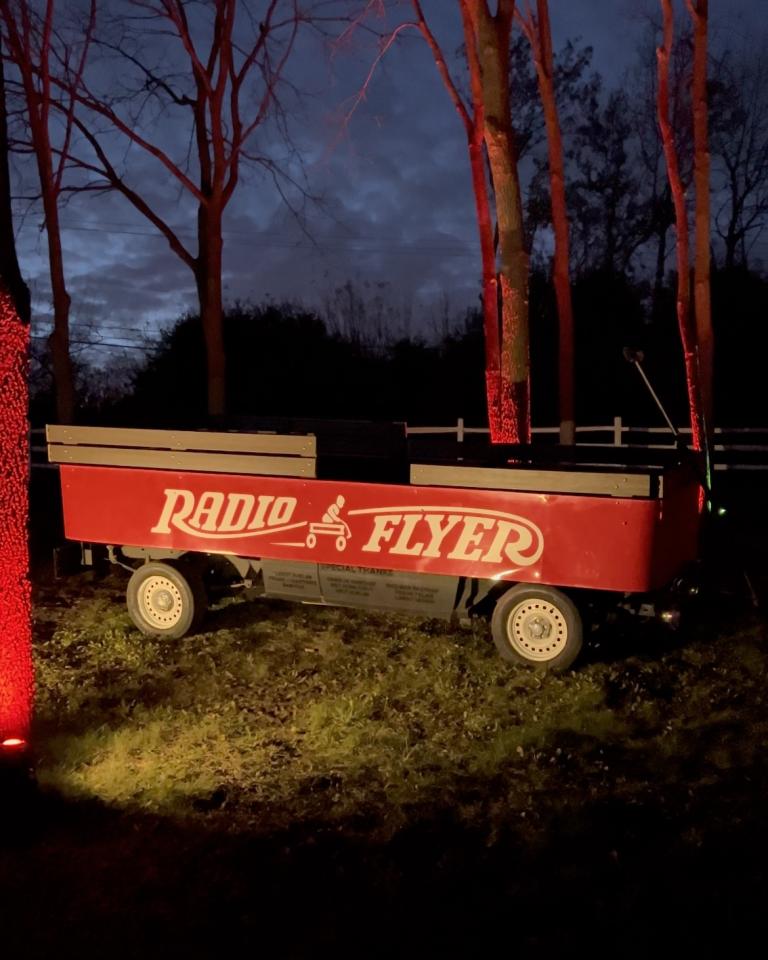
[48,421,701,596]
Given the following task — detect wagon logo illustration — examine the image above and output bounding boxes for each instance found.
[306,495,351,552]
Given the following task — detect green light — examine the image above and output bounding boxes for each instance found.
[717,507,727,517]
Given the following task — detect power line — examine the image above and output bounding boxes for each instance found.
[30,335,156,352]
[53,220,479,258]
[32,324,157,338]
[58,216,473,248]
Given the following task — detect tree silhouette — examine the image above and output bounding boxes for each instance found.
[711,47,768,272]
[657,0,704,452]
[58,0,328,417]
[1,0,96,423]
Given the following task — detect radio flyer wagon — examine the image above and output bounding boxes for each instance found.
[47,420,703,671]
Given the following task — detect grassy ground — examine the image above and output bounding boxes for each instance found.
[2,540,767,957]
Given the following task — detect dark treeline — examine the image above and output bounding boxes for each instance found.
[29,263,768,432]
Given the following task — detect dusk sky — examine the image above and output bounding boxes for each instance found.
[12,0,766,357]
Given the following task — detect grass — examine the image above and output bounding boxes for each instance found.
[2,564,767,956]
[30,574,768,832]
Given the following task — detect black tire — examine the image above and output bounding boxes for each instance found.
[126,560,207,639]
[491,584,582,671]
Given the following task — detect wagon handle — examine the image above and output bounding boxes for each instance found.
[622,347,682,443]
[625,350,760,609]
[623,346,711,491]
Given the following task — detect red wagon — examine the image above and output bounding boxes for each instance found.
[48,421,703,670]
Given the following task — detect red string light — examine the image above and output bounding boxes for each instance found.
[0,284,34,746]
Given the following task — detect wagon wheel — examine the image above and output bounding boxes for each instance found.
[491,584,582,671]
[126,560,207,640]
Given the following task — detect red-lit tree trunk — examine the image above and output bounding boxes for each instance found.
[468,135,504,441]
[657,0,704,452]
[0,45,33,750]
[0,0,93,424]
[517,0,575,444]
[687,0,714,435]
[361,2,530,442]
[410,2,501,439]
[464,0,530,443]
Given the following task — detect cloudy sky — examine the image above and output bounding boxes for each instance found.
[13,0,765,356]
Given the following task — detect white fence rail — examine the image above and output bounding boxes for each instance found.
[406,417,768,471]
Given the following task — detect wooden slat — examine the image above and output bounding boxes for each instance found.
[48,444,316,478]
[46,424,315,457]
[410,463,655,498]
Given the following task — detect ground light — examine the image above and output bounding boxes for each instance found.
[0,285,34,768]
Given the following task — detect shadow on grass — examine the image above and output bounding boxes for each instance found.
[202,594,325,633]
[1,760,766,959]
[581,581,764,670]
[16,506,767,956]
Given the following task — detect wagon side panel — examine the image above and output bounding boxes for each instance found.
[58,464,662,593]
[649,468,702,590]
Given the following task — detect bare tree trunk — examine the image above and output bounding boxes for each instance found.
[459,16,502,441]
[0,51,29,326]
[688,0,714,433]
[196,205,226,417]
[40,163,74,423]
[657,0,704,452]
[470,0,530,443]
[520,0,575,444]
[412,0,503,440]
[2,0,78,423]
[468,137,504,441]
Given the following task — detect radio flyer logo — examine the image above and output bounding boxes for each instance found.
[150,487,543,568]
[306,496,351,551]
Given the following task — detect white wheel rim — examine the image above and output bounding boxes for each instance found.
[507,598,568,662]
[139,575,184,629]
